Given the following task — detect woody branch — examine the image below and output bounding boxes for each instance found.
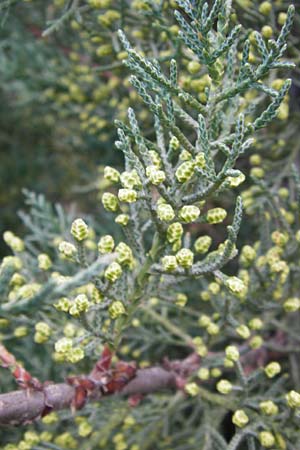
[0,367,177,426]
[0,336,286,427]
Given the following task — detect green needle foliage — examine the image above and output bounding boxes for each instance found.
[0,1,300,449]
[1,0,299,246]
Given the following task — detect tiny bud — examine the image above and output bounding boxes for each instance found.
[109,300,126,319]
[149,151,161,168]
[64,323,76,338]
[271,79,285,91]
[240,245,256,266]
[194,152,206,168]
[161,255,178,271]
[98,235,115,254]
[259,431,275,448]
[89,0,112,8]
[261,25,273,39]
[55,337,73,354]
[42,413,58,426]
[224,358,234,368]
[207,323,220,335]
[104,166,120,183]
[232,410,249,428]
[34,322,51,343]
[187,61,201,74]
[277,103,289,120]
[3,231,13,244]
[217,379,232,394]
[179,205,200,223]
[96,44,113,57]
[274,433,286,450]
[225,345,239,362]
[146,165,166,185]
[104,261,123,282]
[195,344,208,357]
[208,282,220,295]
[14,326,28,337]
[185,382,200,396]
[198,314,211,327]
[102,192,118,212]
[259,400,279,415]
[258,1,272,15]
[176,248,194,268]
[175,161,195,183]
[59,241,77,258]
[74,294,90,313]
[264,362,281,378]
[120,170,141,188]
[54,297,70,312]
[3,231,25,252]
[9,273,25,288]
[198,367,210,380]
[206,208,227,224]
[194,235,212,254]
[38,254,52,270]
[91,286,104,304]
[116,242,133,266]
[250,167,264,178]
[248,318,263,330]
[179,150,192,161]
[283,297,300,313]
[132,318,140,327]
[66,347,84,363]
[227,172,245,187]
[115,214,129,226]
[271,231,288,247]
[175,293,188,307]
[71,219,89,241]
[236,325,251,339]
[200,290,211,301]
[23,431,40,444]
[286,390,300,408]
[193,336,203,347]
[249,154,261,165]
[249,335,263,349]
[278,187,289,200]
[118,188,137,203]
[211,368,221,378]
[1,256,22,270]
[172,239,182,252]
[225,277,246,296]
[35,321,51,336]
[78,421,93,437]
[169,136,180,151]
[0,319,9,328]
[278,12,287,25]
[167,222,184,243]
[157,204,175,222]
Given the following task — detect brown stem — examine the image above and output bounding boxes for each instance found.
[0,383,75,426]
[0,332,289,426]
[0,368,177,426]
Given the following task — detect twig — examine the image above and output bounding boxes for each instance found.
[0,366,177,426]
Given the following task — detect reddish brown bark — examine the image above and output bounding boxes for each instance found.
[0,368,177,426]
[0,333,286,426]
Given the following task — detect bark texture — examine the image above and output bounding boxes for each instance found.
[0,367,177,426]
